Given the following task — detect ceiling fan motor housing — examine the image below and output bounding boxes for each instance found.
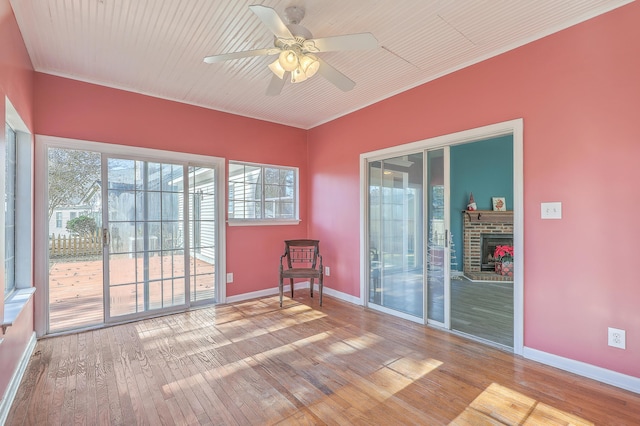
[284,6,305,24]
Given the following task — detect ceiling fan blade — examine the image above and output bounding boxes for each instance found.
[266,72,289,96]
[316,58,355,92]
[249,5,294,40]
[307,33,378,52]
[203,48,279,64]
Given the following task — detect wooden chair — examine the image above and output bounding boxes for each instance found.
[279,240,323,307]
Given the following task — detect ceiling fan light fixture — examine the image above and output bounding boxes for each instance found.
[299,54,319,78]
[268,59,286,79]
[291,67,308,83]
[278,50,298,72]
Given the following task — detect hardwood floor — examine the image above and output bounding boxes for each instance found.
[451,277,513,347]
[7,294,640,425]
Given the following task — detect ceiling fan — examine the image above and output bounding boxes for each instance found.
[203,5,378,96]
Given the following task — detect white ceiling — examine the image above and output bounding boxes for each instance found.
[10,0,632,129]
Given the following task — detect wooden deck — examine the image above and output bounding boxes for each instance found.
[7,294,640,425]
[49,256,214,332]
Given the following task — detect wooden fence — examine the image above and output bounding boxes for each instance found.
[49,231,102,258]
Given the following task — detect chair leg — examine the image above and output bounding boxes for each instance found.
[319,275,323,306]
[279,274,284,307]
[310,279,314,298]
[290,278,294,298]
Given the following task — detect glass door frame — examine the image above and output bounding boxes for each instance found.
[363,148,451,326]
[359,119,524,355]
[102,154,191,324]
[367,155,426,320]
[34,136,226,336]
[425,147,451,329]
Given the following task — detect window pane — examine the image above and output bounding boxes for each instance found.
[264,167,280,184]
[228,163,245,182]
[5,124,16,294]
[228,161,297,222]
[162,163,183,192]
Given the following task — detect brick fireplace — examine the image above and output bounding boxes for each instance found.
[463,210,514,280]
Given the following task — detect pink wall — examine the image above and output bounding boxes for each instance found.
[2,0,637,404]
[0,0,35,403]
[34,73,309,298]
[308,2,640,378]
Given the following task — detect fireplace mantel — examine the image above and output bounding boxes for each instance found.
[463,210,513,224]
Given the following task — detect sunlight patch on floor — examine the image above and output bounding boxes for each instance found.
[450,382,594,425]
[386,352,443,380]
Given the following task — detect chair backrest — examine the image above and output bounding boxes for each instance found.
[283,240,320,269]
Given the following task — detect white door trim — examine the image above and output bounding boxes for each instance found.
[34,135,226,336]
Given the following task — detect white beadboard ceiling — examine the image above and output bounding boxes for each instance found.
[10,0,633,129]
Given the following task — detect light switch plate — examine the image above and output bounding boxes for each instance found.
[541,202,562,219]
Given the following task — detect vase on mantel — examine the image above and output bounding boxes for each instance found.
[494,262,502,275]
[500,259,514,277]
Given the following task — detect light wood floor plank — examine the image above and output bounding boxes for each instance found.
[7,294,640,425]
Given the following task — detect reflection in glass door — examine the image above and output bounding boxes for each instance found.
[368,153,424,318]
[105,160,218,321]
[105,159,191,321]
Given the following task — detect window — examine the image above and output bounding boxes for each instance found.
[70,211,77,220]
[5,123,16,295]
[228,161,298,223]
[56,212,62,228]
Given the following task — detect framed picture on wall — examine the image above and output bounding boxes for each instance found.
[492,197,506,211]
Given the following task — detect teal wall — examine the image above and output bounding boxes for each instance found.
[449,135,513,270]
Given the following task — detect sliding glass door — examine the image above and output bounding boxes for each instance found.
[105,158,189,320]
[366,149,449,325]
[47,148,104,332]
[188,166,217,303]
[368,153,424,319]
[44,140,223,333]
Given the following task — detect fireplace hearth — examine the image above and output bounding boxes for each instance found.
[481,234,513,271]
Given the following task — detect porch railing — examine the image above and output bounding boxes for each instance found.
[49,231,102,258]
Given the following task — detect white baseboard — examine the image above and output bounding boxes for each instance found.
[224,282,363,306]
[523,346,640,394]
[322,286,363,305]
[0,332,37,425]
[225,282,310,304]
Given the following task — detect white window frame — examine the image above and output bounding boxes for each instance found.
[3,99,33,299]
[2,97,35,336]
[227,160,300,226]
[4,122,16,297]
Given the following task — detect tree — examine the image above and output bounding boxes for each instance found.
[48,148,101,220]
[66,215,97,236]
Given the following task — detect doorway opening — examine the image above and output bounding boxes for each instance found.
[37,137,225,335]
[361,119,523,353]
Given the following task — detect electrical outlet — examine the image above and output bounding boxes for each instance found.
[226,273,233,283]
[325,266,330,276]
[608,327,626,349]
